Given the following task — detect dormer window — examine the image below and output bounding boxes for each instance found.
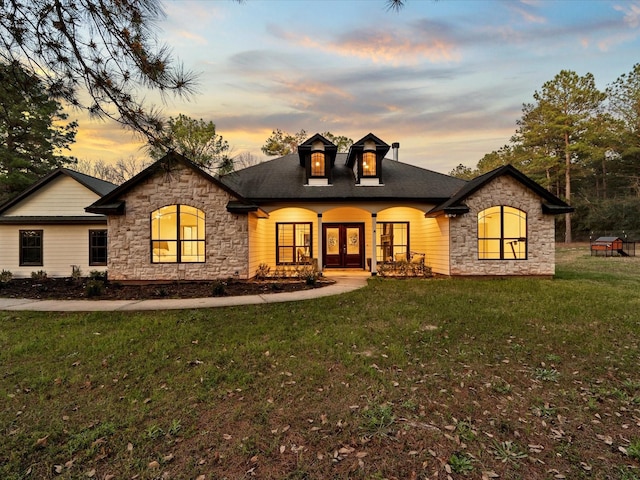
[311,151,325,177]
[362,151,376,176]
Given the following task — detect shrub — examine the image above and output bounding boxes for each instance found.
[211,281,226,297]
[89,270,107,281]
[71,265,82,282]
[295,264,318,286]
[31,270,47,281]
[255,263,271,280]
[85,280,104,298]
[0,269,13,284]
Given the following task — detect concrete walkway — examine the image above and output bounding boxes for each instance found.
[0,274,369,312]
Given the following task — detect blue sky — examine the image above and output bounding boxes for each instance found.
[71,0,640,174]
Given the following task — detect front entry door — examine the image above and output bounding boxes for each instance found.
[323,224,364,268]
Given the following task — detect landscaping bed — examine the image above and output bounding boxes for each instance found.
[0,277,334,300]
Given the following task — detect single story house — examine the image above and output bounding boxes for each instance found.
[0,168,117,278]
[85,133,573,281]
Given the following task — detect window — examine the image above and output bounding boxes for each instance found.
[362,151,376,176]
[478,206,527,259]
[89,230,108,266]
[276,223,312,264]
[311,151,325,176]
[20,230,43,266]
[151,205,205,263]
[377,222,409,262]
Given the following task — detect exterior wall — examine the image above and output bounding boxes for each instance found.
[424,216,451,275]
[107,165,249,281]
[0,223,108,278]
[4,175,104,217]
[253,204,435,273]
[448,176,556,276]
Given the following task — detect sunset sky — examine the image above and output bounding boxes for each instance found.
[69,0,640,175]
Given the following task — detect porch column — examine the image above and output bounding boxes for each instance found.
[371,213,377,276]
[317,213,323,274]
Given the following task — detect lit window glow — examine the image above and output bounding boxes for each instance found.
[151,205,205,263]
[362,151,376,176]
[478,206,527,259]
[311,152,324,176]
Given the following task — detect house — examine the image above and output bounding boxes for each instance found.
[0,168,117,278]
[86,133,573,281]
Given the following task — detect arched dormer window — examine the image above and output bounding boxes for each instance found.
[478,206,527,259]
[311,151,325,176]
[151,205,205,263]
[362,151,376,176]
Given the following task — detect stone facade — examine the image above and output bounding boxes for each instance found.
[449,175,556,276]
[107,165,249,281]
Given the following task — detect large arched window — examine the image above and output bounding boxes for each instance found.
[478,206,527,259]
[151,205,205,263]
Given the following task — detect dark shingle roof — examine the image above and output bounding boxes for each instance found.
[220,154,466,203]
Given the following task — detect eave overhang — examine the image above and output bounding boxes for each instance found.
[0,216,108,225]
[226,201,269,218]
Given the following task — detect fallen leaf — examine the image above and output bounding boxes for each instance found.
[163,453,174,462]
[35,435,49,447]
[280,445,286,454]
[148,461,160,469]
[85,469,96,478]
[54,465,63,474]
[127,442,133,452]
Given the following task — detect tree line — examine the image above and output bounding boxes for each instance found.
[450,67,640,242]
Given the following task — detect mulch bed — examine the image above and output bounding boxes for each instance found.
[0,277,334,301]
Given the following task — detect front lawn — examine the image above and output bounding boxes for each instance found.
[1,244,639,479]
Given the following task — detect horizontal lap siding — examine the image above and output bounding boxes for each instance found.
[5,176,103,217]
[0,224,107,278]
[425,217,451,275]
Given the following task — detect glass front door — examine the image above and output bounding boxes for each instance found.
[323,224,364,268]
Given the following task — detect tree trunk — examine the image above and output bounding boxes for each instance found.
[564,131,572,243]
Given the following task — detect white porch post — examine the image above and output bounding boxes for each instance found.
[371,213,377,275]
[317,213,323,273]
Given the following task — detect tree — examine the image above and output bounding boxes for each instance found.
[514,71,606,242]
[448,163,476,180]
[0,0,196,146]
[147,114,231,174]
[0,61,77,202]
[321,132,353,153]
[261,129,308,156]
[75,156,149,184]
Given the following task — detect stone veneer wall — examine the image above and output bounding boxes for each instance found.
[107,165,249,281]
[449,175,556,276]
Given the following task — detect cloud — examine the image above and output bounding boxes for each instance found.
[268,22,461,65]
[615,1,640,27]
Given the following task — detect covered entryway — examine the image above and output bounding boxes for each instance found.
[323,223,364,268]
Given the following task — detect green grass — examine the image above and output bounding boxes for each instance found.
[1,244,640,479]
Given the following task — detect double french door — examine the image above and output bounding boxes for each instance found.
[322,223,364,268]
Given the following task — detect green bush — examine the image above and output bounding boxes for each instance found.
[31,270,47,281]
[85,280,104,298]
[0,269,13,284]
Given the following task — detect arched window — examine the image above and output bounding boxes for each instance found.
[478,206,527,260]
[151,205,205,263]
[311,151,325,176]
[362,151,376,176]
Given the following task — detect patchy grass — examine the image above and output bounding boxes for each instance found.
[1,244,640,479]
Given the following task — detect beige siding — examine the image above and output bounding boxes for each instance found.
[425,217,451,275]
[0,224,107,278]
[5,175,102,217]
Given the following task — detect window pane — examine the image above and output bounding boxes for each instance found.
[181,240,205,262]
[152,241,177,262]
[362,151,376,176]
[89,230,107,265]
[376,222,408,262]
[311,152,324,176]
[477,206,527,260]
[20,230,43,266]
[326,228,339,255]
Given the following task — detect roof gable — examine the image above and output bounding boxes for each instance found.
[0,168,117,215]
[297,133,338,167]
[345,133,390,168]
[86,151,245,214]
[426,164,574,217]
